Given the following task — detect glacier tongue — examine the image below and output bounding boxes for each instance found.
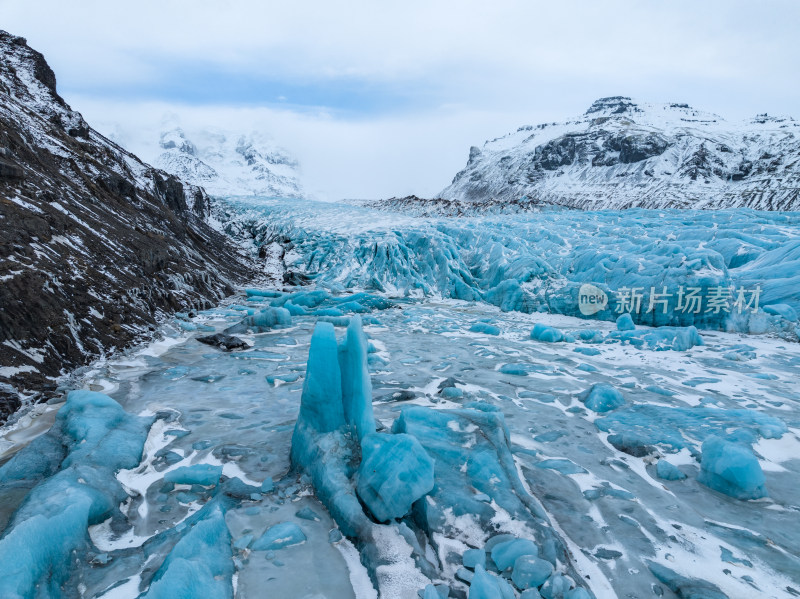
[216,196,800,342]
[1,197,799,598]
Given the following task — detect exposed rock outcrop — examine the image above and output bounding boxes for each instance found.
[436,96,800,210]
[0,31,254,419]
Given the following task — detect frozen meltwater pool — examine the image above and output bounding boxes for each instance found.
[1,199,800,599]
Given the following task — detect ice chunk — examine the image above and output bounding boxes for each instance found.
[469,565,516,599]
[531,323,565,343]
[605,326,703,351]
[457,567,475,583]
[337,300,368,313]
[441,386,463,399]
[281,289,330,308]
[644,385,675,397]
[697,435,767,500]
[485,534,517,551]
[295,506,321,521]
[463,548,487,570]
[266,373,301,385]
[578,383,625,413]
[655,459,687,481]
[291,422,371,540]
[332,292,395,311]
[164,464,222,486]
[647,561,730,599]
[615,313,635,331]
[540,574,572,599]
[284,301,307,315]
[0,391,152,598]
[578,329,602,342]
[0,431,66,484]
[297,322,346,433]
[356,433,434,522]
[470,322,501,335]
[511,555,553,590]
[595,404,786,453]
[499,363,535,376]
[234,534,254,550]
[339,315,376,441]
[491,538,539,570]
[393,405,554,531]
[142,505,234,599]
[762,303,798,321]
[252,521,307,550]
[224,306,291,334]
[573,347,601,356]
[245,288,283,298]
[422,584,443,599]
[291,323,376,540]
[319,315,352,327]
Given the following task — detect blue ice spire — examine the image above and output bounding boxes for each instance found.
[339,315,376,442]
[297,322,345,432]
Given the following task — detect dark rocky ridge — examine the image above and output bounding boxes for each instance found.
[364,195,545,217]
[0,31,255,420]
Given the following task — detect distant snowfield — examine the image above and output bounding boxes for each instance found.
[152,127,304,198]
[1,198,799,598]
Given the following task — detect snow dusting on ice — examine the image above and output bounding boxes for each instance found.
[1,197,799,598]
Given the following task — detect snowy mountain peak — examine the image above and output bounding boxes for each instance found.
[0,30,249,416]
[153,127,303,198]
[438,97,800,210]
[584,95,640,116]
[159,128,197,156]
[0,32,90,140]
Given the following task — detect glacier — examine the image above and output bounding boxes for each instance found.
[0,196,799,598]
[215,196,800,343]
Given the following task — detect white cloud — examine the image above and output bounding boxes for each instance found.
[72,96,546,200]
[3,0,798,198]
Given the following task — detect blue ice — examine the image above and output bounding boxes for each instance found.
[224,306,291,334]
[697,435,768,500]
[578,383,625,413]
[142,505,234,598]
[252,522,307,551]
[0,391,152,598]
[356,433,434,522]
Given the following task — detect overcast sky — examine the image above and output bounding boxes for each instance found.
[3,0,799,199]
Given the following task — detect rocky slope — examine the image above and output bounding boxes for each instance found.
[152,127,303,198]
[438,96,800,210]
[0,31,254,420]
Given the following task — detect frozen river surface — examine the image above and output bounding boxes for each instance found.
[1,199,799,599]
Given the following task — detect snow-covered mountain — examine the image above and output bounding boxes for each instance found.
[0,31,252,419]
[438,96,800,210]
[153,128,303,198]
